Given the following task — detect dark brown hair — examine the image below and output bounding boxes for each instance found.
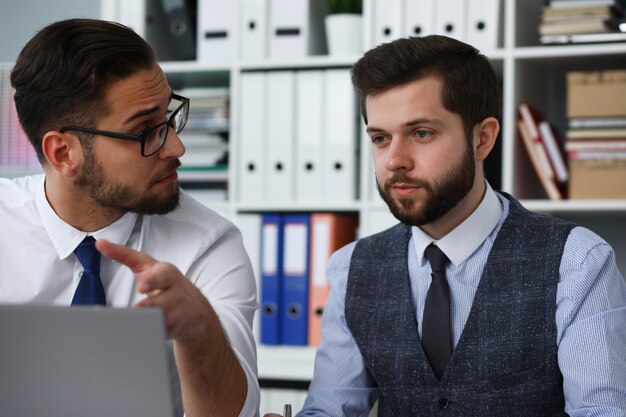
[351,35,501,140]
[10,18,156,162]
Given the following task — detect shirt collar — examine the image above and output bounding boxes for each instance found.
[412,182,502,267]
[35,174,138,260]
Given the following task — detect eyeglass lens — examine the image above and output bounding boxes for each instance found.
[143,97,189,156]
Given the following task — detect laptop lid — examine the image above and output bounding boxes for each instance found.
[0,304,175,417]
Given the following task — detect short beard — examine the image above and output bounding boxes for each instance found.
[377,142,475,226]
[74,145,181,215]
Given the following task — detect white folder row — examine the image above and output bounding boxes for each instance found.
[117,0,501,63]
[372,0,502,52]
[238,69,359,204]
[196,0,328,63]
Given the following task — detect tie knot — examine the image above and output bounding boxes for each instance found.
[424,244,448,273]
[74,236,101,275]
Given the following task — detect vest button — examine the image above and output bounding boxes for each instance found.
[437,397,449,409]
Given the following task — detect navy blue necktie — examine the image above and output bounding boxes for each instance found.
[71,236,106,305]
[422,244,452,380]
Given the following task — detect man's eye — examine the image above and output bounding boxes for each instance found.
[415,130,431,140]
[134,126,147,135]
[371,135,386,145]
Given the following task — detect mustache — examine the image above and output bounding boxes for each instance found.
[384,174,430,190]
[151,159,182,184]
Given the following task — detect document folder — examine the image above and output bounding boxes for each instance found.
[323,69,359,202]
[268,0,328,58]
[404,0,435,37]
[240,0,269,60]
[295,70,325,202]
[434,0,466,41]
[196,0,234,63]
[260,213,285,344]
[238,72,267,203]
[266,71,296,202]
[466,0,502,51]
[145,0,197,61]
[372,0,403,46]
[308,213,358,345]
[280,214,311,345]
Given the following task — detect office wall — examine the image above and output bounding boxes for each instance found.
[0,0,100,62]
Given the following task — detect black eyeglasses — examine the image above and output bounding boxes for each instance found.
[60,93,190,157]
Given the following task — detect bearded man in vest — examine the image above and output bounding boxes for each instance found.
[266,35,626,417]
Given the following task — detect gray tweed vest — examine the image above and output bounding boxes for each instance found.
[345,193,574,416]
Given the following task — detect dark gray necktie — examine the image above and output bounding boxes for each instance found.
[422,244,452,380]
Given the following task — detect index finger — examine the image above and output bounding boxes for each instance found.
[95,238,156,274]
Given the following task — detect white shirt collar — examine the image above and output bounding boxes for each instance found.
[35,174,138,260]
[412,182,502,267]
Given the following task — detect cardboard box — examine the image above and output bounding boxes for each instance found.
[569,156,626,199]
[566,70,626,118]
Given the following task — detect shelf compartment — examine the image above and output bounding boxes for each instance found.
[257,345,317,381]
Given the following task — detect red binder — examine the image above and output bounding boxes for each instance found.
[307,213,358,346]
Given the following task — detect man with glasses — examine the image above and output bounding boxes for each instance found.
[0,19,259,417]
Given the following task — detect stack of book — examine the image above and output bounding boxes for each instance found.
[539,0,626,44]
[177,87,230,179]
[176,87,230,202]
[565,70,626,199]
[517,102,568,200]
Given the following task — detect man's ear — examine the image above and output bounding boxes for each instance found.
[41,131,83,177]
[473,117,500,162]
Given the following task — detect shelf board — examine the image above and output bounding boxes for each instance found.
[160,61,231,73]
[483,49,507,60]
[161,52,510,72]
[257,345,317,381]
[159,44,626,70]
[513,42,626,59]
[161,61,230,87]
[239,55,358,71]
[521,199,626,213]
[235,201,362,213]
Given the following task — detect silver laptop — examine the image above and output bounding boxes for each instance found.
[0,304,176,417]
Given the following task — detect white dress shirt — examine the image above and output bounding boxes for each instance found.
[0,174,260,417]
[299,184,626,416]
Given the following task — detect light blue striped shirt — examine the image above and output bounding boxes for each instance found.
[298,186,626,417]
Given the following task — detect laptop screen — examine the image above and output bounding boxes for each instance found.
[0,304,177,417]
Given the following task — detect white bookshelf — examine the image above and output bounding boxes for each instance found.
[100,0,626,382]
[257,345,317,381]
